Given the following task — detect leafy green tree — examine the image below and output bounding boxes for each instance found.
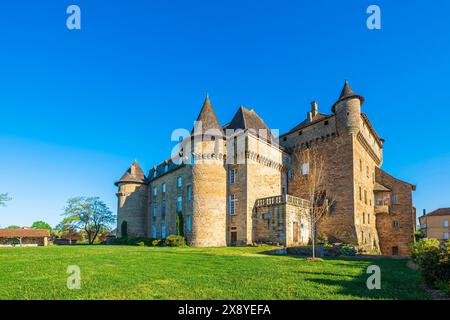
[31,221,52,232]
[61,197,115,245]
[0,193,11,207]
[7,225,20,229]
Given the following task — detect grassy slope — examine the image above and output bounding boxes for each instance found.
[0,245,428,300]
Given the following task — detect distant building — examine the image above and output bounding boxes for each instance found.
[0,228,50,246]
[419,208,450,242]
[115,81,416,256]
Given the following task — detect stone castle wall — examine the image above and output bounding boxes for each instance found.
[117,183,148,237]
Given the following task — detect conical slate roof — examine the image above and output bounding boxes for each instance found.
[115,160,146,186]
[226,106,275,142]
[191,95,223,134]
[331,80,365,112]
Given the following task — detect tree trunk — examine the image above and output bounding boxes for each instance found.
[311,222,315,258]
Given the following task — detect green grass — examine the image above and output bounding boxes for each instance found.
[0,245,429,300]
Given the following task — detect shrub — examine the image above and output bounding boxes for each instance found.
[152,239,164,246]
[336,244,357,256]
[410,238,440,264]
[165,235,185,247]
[410,238,450,291]
[137,241,145,247]
[316,233,328,244]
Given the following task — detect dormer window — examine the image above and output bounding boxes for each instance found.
[164,165,169,173]
[324,120,329,126]
[153,171,157,178]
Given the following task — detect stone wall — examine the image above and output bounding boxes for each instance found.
[375,168,416,256]
[117,183,148,237]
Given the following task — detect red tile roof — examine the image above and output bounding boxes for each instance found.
[0,228,50,238]
[425,208,450,217]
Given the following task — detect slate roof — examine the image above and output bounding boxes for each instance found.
[115,160,146,186]
[0,228,50,238]
[225,106,276,142]
[331,80,365,112]
[283,112,332,135]
[192,96,223,134]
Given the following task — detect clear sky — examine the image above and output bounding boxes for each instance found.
[0,0,449,227]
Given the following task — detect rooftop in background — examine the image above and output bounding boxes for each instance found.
[0,228,50,238]
[422,208,450,217]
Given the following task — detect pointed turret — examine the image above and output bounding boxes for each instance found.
[192,95,223,134]
[332,80,365,113]
[115,160,146,186]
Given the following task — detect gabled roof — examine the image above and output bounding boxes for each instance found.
[0,228,50,238]
[225,106,275,141]
[192,96,223,134]
[423,208,450,217]
[283,112,332,136]
[331,80,365,112]
[115,160,146,186]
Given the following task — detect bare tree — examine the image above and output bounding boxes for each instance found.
[293,146,335,259]
[0,193,11,207]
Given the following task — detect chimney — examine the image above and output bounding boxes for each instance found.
[311,101,319,117]
[307,111,313,123]
[422,209,426,216]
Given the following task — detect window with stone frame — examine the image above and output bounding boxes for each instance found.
[177,176,182,188]
[153,186,157,197]
[152,205,157,218]
[186,215,192,232]
[152,225,157,238]
[161,202,166,220]
[162,182,166,194]
[229,194,236,215]
[229,168,237,184]
[161,224,166,239]
[392,220,399,229]
[301,163,310,176]
[177,196,182,213]
[392,195,398,205]
[187,185,192,202]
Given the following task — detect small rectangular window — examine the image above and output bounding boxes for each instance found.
[152,206,157,218]
[162,183,166,193]
[288,169,295,180]
[301,163,310,176]
[161,203,166,219]
[444,232,449,240]
[392,195,398,205]
[177,176,182,188]
[164,165,169,173]
[186,215,192,232]
[324,120,329,126]
[187,185,192,202]
[363,213,365,224]
[444,220,449,228]
[298,131,302,136]
[229,169,237,184]
[153,187,157,197]
[161,224,166,239]
[152,225,157,238]
[364,190,367,204]
[177,196,182,213]
[392,220,399,229]
[229,195,236,215]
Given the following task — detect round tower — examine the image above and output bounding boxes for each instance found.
[189,96,227,246]
[115,160,148,238]
[332,80,364,135]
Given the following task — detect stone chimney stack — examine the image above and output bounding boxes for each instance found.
[311,101,318,117]
[307,111,313,123]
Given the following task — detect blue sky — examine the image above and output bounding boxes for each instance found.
[0,0,449,227]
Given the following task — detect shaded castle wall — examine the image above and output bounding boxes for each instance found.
[117,183,148,237]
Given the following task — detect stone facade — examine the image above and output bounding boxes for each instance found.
[115,81,416,256]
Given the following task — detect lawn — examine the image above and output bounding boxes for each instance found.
[0,245,429,300]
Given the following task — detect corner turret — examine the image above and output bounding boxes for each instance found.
[333,80,364,135]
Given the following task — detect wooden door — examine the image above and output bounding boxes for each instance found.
[231,232,237,246]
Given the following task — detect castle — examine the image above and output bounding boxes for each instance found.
[115,81,417,256]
